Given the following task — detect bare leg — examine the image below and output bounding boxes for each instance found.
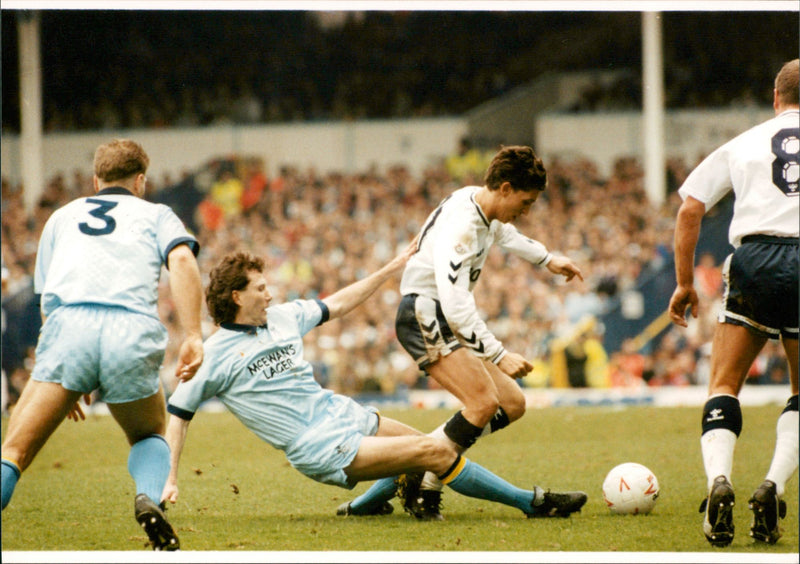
[1,381,82,471]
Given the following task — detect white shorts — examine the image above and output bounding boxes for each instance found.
[32,304,167,403]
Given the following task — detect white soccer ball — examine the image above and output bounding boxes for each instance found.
[602,462,660,515]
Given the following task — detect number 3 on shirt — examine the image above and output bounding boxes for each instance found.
[772,128,800,196]
[79,198,118,235]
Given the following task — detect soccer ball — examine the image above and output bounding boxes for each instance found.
[602,462,660,515]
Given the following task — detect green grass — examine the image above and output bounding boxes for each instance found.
[1,404,797,559]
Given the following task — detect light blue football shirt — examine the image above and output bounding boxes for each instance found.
[169,298,383,486]
[168,299,340,449]
[34,187,198,318]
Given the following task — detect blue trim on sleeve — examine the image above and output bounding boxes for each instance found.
[167,403,196,421]
[315,299,330,326]
[164,237,200,269]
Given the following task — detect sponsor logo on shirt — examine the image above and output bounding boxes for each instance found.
[248,345,297,379]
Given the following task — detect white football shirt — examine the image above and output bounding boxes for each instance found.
[400,185,551,363]
[678,109,800,247]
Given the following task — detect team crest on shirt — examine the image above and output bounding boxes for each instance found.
[455,243,466,254]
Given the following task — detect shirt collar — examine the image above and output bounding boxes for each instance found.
[95,186,135,196]
[221,322,268,335]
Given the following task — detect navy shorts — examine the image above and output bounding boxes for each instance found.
[395,294,464,370]
[720,235,799,340]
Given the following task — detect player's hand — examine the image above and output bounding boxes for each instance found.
[175,334,204,382]
[545,255,584,283]
[66,393,92,422]
[162,479,179,505]
[387,234,421,274]
[668,285,698,328]
[498,352,533,379]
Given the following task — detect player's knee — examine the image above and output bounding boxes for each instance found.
[470,396,501,426]
[501,390,526,422]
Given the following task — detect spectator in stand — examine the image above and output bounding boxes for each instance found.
[608,338,647,388]
[2,147,721,402]
[694,252,723,300]
[240,158,269,214]
[209,167,244,219]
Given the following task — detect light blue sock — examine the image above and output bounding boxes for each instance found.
[348,476,397,514]
[128,434,170,503]
[443,457,534,513]
[2,459,21,510]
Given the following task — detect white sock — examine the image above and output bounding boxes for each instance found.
[765,410,799,497]
[701,428,737,491]
[423,422,466,492]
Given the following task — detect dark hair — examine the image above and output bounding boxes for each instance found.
[775,59,799,106]
[206,252,265,325]
[483,145,547,192]
[93,138,149,183]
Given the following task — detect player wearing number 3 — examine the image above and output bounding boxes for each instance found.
[0,139,204,551]
[668,59,799,547]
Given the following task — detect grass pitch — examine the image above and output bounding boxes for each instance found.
[1,404,797,560]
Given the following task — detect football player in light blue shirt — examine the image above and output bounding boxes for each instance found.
[163,246,587,520]
[1,139,204,551]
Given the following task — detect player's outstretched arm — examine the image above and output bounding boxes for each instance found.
[545,255,584,282]
[162,414,191,504]
[167,244,204,381]
[669,196,704,328]
[322,236,418,320]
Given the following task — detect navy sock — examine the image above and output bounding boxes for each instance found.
[128,434,170,503]
[702,395,742,437]
[444,411,484,450]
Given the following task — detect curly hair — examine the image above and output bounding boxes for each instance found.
[483,145,547,192]
[206,252,266,325]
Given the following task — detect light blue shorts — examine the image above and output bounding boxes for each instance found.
[285,395,379,489]
[32,304,168,403]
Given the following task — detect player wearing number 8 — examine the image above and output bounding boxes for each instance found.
[0,139,205,551]
[668,59,799,547]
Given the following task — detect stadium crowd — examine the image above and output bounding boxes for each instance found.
[2,11,794,410]
[1,149,791,413]
[1,11,791,133]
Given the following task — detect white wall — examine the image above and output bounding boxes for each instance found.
[535,107,774,176]
[1,117,467,210]
[2,108,777,210]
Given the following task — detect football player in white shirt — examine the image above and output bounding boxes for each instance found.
[344,145,584,520]
[0,139,204,551]
[669,59,799,547]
